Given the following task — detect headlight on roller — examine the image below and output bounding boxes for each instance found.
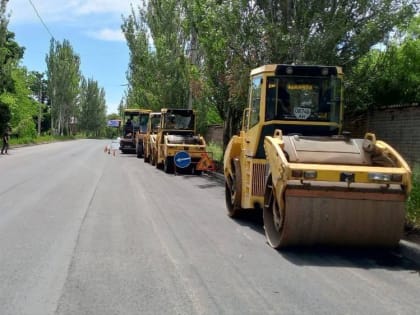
[368,173,402,182]
[291,170,317,179]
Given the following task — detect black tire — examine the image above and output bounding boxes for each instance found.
[155,154,163,169]
[164,156,174,174]
[263,175,285,249]
[144,146,150,163]
[193,167,202,176]
[136,142,144,158]
[144,154,150,163]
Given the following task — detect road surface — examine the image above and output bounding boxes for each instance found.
[0,140,419,315]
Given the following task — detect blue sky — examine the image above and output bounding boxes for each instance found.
[7,0,135,115]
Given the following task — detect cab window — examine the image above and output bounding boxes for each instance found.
[249,76,262,128]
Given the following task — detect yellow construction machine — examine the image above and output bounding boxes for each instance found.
[120,108,151,157]
[154,108,209,174]
[223,64,412,248]
[143,112,161,164]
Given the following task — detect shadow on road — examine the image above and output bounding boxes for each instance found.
[279,246,420,274]
[133,165,420,273]
[178,172,225,189]
[231,208,265,235]
[228,207,420,274]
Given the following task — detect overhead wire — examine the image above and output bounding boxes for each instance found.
[27,0,55,40]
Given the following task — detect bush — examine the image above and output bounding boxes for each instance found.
[15,118,37,139]
[207,141,223,162]
[407,164,420,228]
[9,134,79,146]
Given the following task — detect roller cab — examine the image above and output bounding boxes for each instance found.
[119,108,151,157]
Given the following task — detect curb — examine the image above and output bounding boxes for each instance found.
[398,240,420,264]
[204,170,225,183]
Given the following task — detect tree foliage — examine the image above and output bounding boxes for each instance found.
[123,0,417,145]
[1,1,108,139]
[0,0,25,133]
[27,71,50,135]
[78,77,107,137]
[346,16,419,112]
[46,39,81,135]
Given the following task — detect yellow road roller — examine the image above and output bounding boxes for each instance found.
[223,64,412,248]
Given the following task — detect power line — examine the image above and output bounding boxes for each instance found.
[27,0,55,40]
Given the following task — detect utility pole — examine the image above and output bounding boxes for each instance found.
[37,75,42,135]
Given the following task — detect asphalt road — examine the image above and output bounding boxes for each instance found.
[0,139,419,315]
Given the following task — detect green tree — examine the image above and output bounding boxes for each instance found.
[78,77,107,137]
[255,0,416,66]
[0,67,38,138]
[346,16,419,112]
[46,39,81,135]
[27,71,49,135]
[193,0,417,143]
[123,0,417,145]
[122,4,159,110]
[146,0,189,108]
[122,1,224,133]
[0,0,24,133]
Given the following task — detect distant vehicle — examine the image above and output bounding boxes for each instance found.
[119,108,152,157]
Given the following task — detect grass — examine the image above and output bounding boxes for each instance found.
[10,134,81,146]
[406,164,420,229]
[206,141,223,162]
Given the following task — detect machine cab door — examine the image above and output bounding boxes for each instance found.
[244,75,264,157]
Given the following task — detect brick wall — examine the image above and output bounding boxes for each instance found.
[205,107,420,166]
[205,124,223,146]
[345,105,420,166]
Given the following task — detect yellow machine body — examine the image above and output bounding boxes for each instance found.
[223,64,412,248]
[120,108,151,157]
[154,108,208,174]
[143,112,161,164]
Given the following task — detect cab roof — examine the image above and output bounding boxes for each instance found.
[124,108,152,114]
[250,64,343,77]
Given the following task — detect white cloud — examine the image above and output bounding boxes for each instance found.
[87,28,126,42]
[8,0,134,24]
[74,0,133,15]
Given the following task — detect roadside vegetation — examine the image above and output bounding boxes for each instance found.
[9,134,81,146]
[407,164,420,229]
[206,142,223,163]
